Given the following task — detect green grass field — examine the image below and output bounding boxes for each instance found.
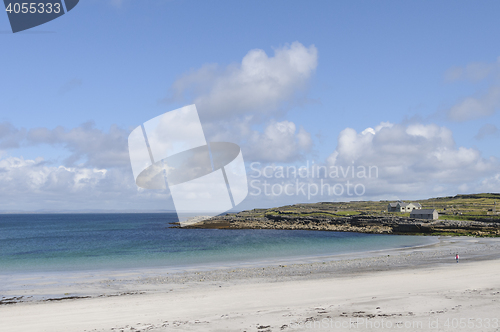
[247,193,500,222]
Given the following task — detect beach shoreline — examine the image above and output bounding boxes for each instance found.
[1,236,500,331]
[0,234,439,302]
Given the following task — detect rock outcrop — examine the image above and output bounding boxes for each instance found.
[173,209,500,237]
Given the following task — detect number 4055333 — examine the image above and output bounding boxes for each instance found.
[5,2,61,14]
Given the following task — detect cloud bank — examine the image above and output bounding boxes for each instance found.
[327,122,498,197]
[0,121,129,169]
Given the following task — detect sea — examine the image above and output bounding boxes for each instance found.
[0,213,437,274]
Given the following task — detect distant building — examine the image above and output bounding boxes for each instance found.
[388,201,422,212]
[410,209,438,220]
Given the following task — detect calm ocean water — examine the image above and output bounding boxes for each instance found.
[0,213,436,274]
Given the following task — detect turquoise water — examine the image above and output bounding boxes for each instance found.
[0,213,436,273]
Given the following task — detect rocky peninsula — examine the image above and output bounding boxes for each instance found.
[176,193,500,236]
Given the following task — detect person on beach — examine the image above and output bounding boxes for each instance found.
[456,254,459,263]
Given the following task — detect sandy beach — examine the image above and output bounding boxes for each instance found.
[1,236,500,332]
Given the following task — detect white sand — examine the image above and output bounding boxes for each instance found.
[1,238,500,331]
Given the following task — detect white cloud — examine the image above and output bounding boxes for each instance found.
[444,57,500,122]
[0,156,105,196]
[446,86,500,122]
[0,122,26,149]
[165,42,317,163]
[327,122,498,197]
[445,56,500,82]
[245,120,312,162]
[0,121,130,168]
[475,123,499,140]
[167,41,318,120]
[478,173,500,193]
[0,156,174,211]
[0,123,170,211]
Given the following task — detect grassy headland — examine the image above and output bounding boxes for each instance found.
[179,193,500,237]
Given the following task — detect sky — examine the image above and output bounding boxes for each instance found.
[0,0,499,212]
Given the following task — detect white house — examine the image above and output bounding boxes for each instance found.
[388,201,422,212]
[410,209,438,220]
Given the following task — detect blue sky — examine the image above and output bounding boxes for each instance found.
[1,0,499,212]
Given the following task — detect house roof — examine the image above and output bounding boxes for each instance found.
[389,201,422,208]
[411,209,437,214]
